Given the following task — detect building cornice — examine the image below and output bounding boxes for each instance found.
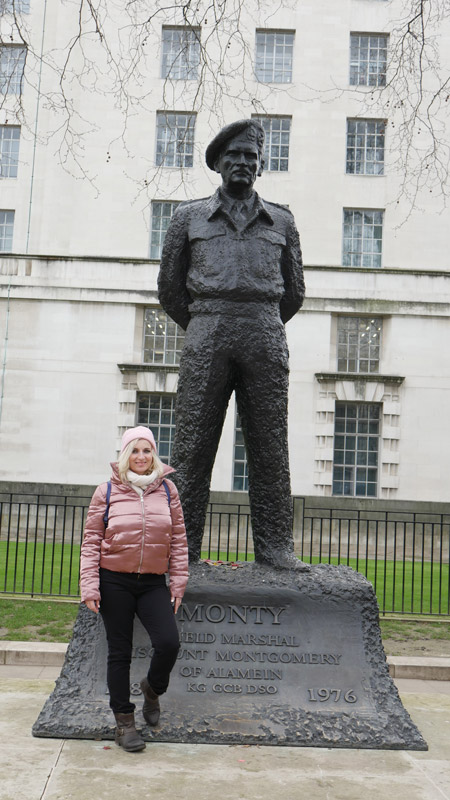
[118,363,179,373]
[304,265,450,278]
[0,254,448,279]
[315,373,405,385]
[0,253,156,265]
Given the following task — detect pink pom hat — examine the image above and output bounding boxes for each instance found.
[120,426,157,453]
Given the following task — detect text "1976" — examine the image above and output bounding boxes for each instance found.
[307,688,357,703]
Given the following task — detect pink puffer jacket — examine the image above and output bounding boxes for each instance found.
[80,463,188,603]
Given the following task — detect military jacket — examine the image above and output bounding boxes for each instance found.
[158,189,305,331]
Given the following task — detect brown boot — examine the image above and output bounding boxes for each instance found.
[140,678,161,726]
[114,712,146,752]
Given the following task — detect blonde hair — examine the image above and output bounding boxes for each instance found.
[117,438,165,484]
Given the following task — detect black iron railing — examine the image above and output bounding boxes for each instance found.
[0,491,449,615]
[0,492,89,597]
[295,501,450,616]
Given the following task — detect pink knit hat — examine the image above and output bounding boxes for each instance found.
[120,426,157,453]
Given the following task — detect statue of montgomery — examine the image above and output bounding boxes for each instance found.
[158,118,309,571]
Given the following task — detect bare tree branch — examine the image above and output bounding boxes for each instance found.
[0,0,449,213]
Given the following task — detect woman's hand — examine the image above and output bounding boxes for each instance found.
[85,599,100,614]
[171,596,182,614]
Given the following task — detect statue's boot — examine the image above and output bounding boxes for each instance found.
[255,546,311,572]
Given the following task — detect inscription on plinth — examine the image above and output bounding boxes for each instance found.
[32,564,427,750]
[176,589,370,710]
[103,586,374,716]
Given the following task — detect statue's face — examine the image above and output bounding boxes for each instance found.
[214,132,264,191]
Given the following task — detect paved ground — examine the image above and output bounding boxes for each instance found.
[1,662,450,800]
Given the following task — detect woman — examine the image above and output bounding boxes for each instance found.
[80,426,189,752]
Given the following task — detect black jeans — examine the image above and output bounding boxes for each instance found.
[99,568,180,714]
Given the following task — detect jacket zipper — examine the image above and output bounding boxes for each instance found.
[138,493,145,575]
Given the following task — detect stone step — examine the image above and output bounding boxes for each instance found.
[0,641,67,666]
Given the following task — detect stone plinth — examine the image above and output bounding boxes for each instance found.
[33,563,427,750]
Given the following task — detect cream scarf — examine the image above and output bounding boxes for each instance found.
[126,469,160,495]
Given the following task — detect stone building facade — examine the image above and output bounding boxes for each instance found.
[0,0,449,505]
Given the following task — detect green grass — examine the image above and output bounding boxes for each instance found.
[1,542,449,616]
[379,617,450,642]
[0,598,79,641]
[0,542,81,596]
[379,617,450,655]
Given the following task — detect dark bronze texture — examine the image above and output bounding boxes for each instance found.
[33,563,427,750]
[158,120,306,568]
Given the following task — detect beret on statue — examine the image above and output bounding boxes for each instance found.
[205,119,265,170]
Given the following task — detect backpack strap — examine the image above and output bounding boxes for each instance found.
[103,480,112,528]
[162,479,171,506]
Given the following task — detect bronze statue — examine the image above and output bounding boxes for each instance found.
[158,119,309,570]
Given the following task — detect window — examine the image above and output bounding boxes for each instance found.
[0,210,14,251]
[350,34,387,86]
[0,0,30,11]
[255,31,294,83]
[150,200,179,259]
[0,126,20,178]
[156,112,195,168]
[161,27,200,80]
[143,308,185,366]
[137,394,176,464]
[0,46,26,95]
[343,209,383,268]
[252,116,291,171]
[233,412,248,491]
[346,119,385,175]
[332,403,380,497]
[337,317,382,373]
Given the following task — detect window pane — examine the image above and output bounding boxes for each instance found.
[155,112,196,168]
[150,200,180,259]
[136,394,176,464]
[255,31,294,83]
[336,316,382,373]
[233,411,248,491]
[342,209,384,268]
[349,34,388,87]
[143,307,185,365]
[252,115,291,172]
[161,27,201,80]
[346,118,385,176]
[0,0,30,11]
[0,125,20,177]
[0,46,26,95]
[333,402,380,497]
[0,210,14,251]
